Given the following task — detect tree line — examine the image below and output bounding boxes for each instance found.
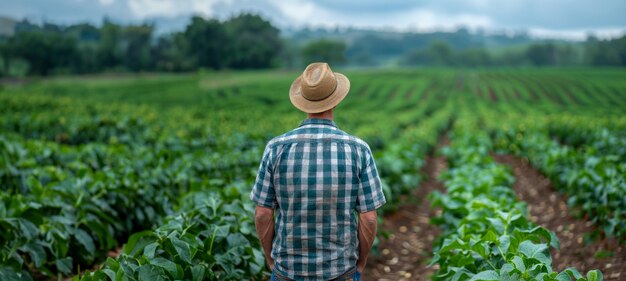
[0,13,625,76]
[401,36,626,67]
[0,14,284,76]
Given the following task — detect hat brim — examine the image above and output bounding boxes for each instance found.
[289,72,350,114]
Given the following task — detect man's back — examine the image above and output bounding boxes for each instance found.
[251,118,386,280]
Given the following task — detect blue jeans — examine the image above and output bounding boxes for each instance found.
[270,269,361,281]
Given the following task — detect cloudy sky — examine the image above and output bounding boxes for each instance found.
[1,0,625,40]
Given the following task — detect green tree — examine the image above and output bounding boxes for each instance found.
[526,43,557,66]
[153,33,194,71]
[301,39,346,66]
[183,16,228,69]
[97,20,123,70]
[65,24,101,73]
[224,13,282,69]
[123,24,154,71]
[584,35,626,66]
[8,31,77,75]
[0,41,11,75]
[403,41,454,66]
[426,41,454,65]
[456,48,492,67]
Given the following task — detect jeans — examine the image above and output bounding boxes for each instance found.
[270,268,361,281]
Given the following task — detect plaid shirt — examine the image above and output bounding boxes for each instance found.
[251,118,386,280]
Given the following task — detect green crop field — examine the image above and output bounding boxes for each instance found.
[1,68,625,281]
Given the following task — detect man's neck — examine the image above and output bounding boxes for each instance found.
[307,110,334,120]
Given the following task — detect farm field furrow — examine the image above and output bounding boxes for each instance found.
[492,154,625,280]
[0,68,624,281]
[363,136,449,281]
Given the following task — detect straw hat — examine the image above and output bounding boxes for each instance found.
[289,62,350,113]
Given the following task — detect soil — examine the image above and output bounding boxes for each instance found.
[493,154,626,281]
[404,86,417,101]
[363,139,449,281]
[488,87,499,102]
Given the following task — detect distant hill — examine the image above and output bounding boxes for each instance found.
[282,27,561,66]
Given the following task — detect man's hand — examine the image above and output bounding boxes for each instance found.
[254,206,276,270]
[356,210,378,273]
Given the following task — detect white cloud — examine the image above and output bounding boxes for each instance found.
[127,0,230,19]
[13,0,616,39]
[265,1,492,31]
[266,0,330,26]
[528,27,626,41]
[390,9,493,31]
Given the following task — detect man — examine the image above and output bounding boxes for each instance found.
[251,62,386,281]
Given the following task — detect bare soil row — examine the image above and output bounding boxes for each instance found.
[364,145,625,281]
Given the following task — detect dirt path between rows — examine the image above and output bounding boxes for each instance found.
[493,154,625,281]
[363,139,449,281]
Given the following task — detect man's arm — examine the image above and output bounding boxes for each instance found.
[254,205,275,270]
[356,210,378,272]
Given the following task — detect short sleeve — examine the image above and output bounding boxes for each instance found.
[250,144,277,208]
[356,147,386,213]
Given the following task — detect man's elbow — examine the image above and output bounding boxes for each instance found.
[255,206,274,224]
[359,210,378,228]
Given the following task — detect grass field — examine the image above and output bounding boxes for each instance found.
[1,68,625,281]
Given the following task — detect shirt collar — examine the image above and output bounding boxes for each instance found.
[299,118,338,128]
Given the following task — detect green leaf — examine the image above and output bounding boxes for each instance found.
[487,217,505,234]
[137,265,166,281]
[143,242,158,259]
[556,271,573,281]
[55,257,73,274]
[123,230,156,256]
[498,235,511,253]
[512,256,525,272]
[560,268,583,279]
[0,268,23,281]
[150,257,179,279]
[74,228,96,254]
[169,237,191,264]
[21,242,46,268]
[440,238,467,252]
[115,265,126,281]
[499,265,518,281]
[482,231,497,243]
[549,231,560,250]
[213,225,230,238]
[449,267,473,281]
[586,270,602,281]
[17,219,38,240]
[191,265,205,281]
[518,241,548,261]
[471,242,489,258]
[102,268,116,281]
[518,226,560,249]
[469,270,499,281]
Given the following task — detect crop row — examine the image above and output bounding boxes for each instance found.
[72,105,455,280]
[77,182,265,281]
[377,101,453,210]
[0,81,449,279]
[0,132,262,280]
[490,120,626,240]
[428,117,602,280]
[470,70,626,112]
[539,114,626,161]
